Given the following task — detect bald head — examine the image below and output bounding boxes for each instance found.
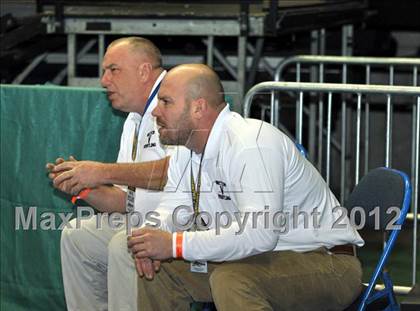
[167,64,225,108]
[154,64,226,153]
[101,36,163,114]
[108,36,162,68]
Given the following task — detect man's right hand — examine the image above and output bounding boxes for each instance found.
[46,156,77,179]
[46,156,82,195]
[51,159,106,195]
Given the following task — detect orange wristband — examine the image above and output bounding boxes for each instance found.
[175,232,183,259]
[71,188,92,204]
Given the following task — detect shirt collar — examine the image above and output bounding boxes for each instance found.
[191,104,231,163]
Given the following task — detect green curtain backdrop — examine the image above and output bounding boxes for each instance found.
[0,84,126,310]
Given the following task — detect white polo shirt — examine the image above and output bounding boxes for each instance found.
[157,105,364,262]
[116,71,167,214]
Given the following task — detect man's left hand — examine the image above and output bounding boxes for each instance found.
[134,257,161,280]
[128,228,172,261]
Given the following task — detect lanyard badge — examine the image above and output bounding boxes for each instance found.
[190,151,205,230]
[189,150,208,273]
[125,122,139,213]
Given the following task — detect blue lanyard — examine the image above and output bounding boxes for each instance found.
[131,80,161,163]
[143,81,162,116]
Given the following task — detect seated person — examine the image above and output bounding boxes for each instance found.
[47,37,169,311]
[128,64,364,311]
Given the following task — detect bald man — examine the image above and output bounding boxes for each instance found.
[46,37,169,311]
[128,64,364,311]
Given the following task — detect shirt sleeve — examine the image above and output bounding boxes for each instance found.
[182,145,286,262]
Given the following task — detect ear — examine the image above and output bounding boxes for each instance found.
[191,98,207,120]
[137,63,153,82]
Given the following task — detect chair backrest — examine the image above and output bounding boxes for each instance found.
[344,167,411,230]
[344,167,412,311]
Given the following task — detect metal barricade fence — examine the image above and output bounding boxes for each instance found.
[244,81,420,291]
[271,56,419,201]
[273,56,420,127]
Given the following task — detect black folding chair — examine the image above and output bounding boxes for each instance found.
[344,167,412,311]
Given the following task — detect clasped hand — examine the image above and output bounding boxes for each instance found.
[46,156,105,195]
[127,228,173,280]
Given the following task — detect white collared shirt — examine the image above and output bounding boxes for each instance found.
[159,105,364,262]
[116,70,168,214]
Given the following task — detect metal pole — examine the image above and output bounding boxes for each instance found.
[326,92,332,185]
[12,53,48,84]
[247,38,264,89]
[309,34,325,165]
[296,62,301,82]
[237,35,247,114]
[355,93,362,184]
[308,62,321,163]
[385,94,392,167]
[52,39,97,85]
[412,96,420,286]
[67,34,76,85]
[206,36,214,68]
[308,103,317,163]
[341,101,347,203]
[98,34,105,77]
[341,25,354,56]
[320,28,326,55]
[247,42,274,77]
[341,25,353,192]
[340,64,348,203]
[311,30,319,55]
[317,63,325,171]
[202,39,237,79]
[341,25,348,56]
[411,67,418,212]
[310,30,320,163]
[271,92,276,126]
[364,65,371,175]
[297,91,303,144]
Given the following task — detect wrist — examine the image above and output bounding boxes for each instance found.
[99,162,111,183]
[172,232,184,259]
[71,188,92,204]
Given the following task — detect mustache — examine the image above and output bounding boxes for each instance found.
[156,118,165,127]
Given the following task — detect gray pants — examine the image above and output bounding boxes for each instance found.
[61,215,137,311]
[138,248,362,311]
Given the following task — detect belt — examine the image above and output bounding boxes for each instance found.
[329,244,356,256]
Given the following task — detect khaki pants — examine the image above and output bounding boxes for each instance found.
[61,216,138,311]
[138,248,362,311]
